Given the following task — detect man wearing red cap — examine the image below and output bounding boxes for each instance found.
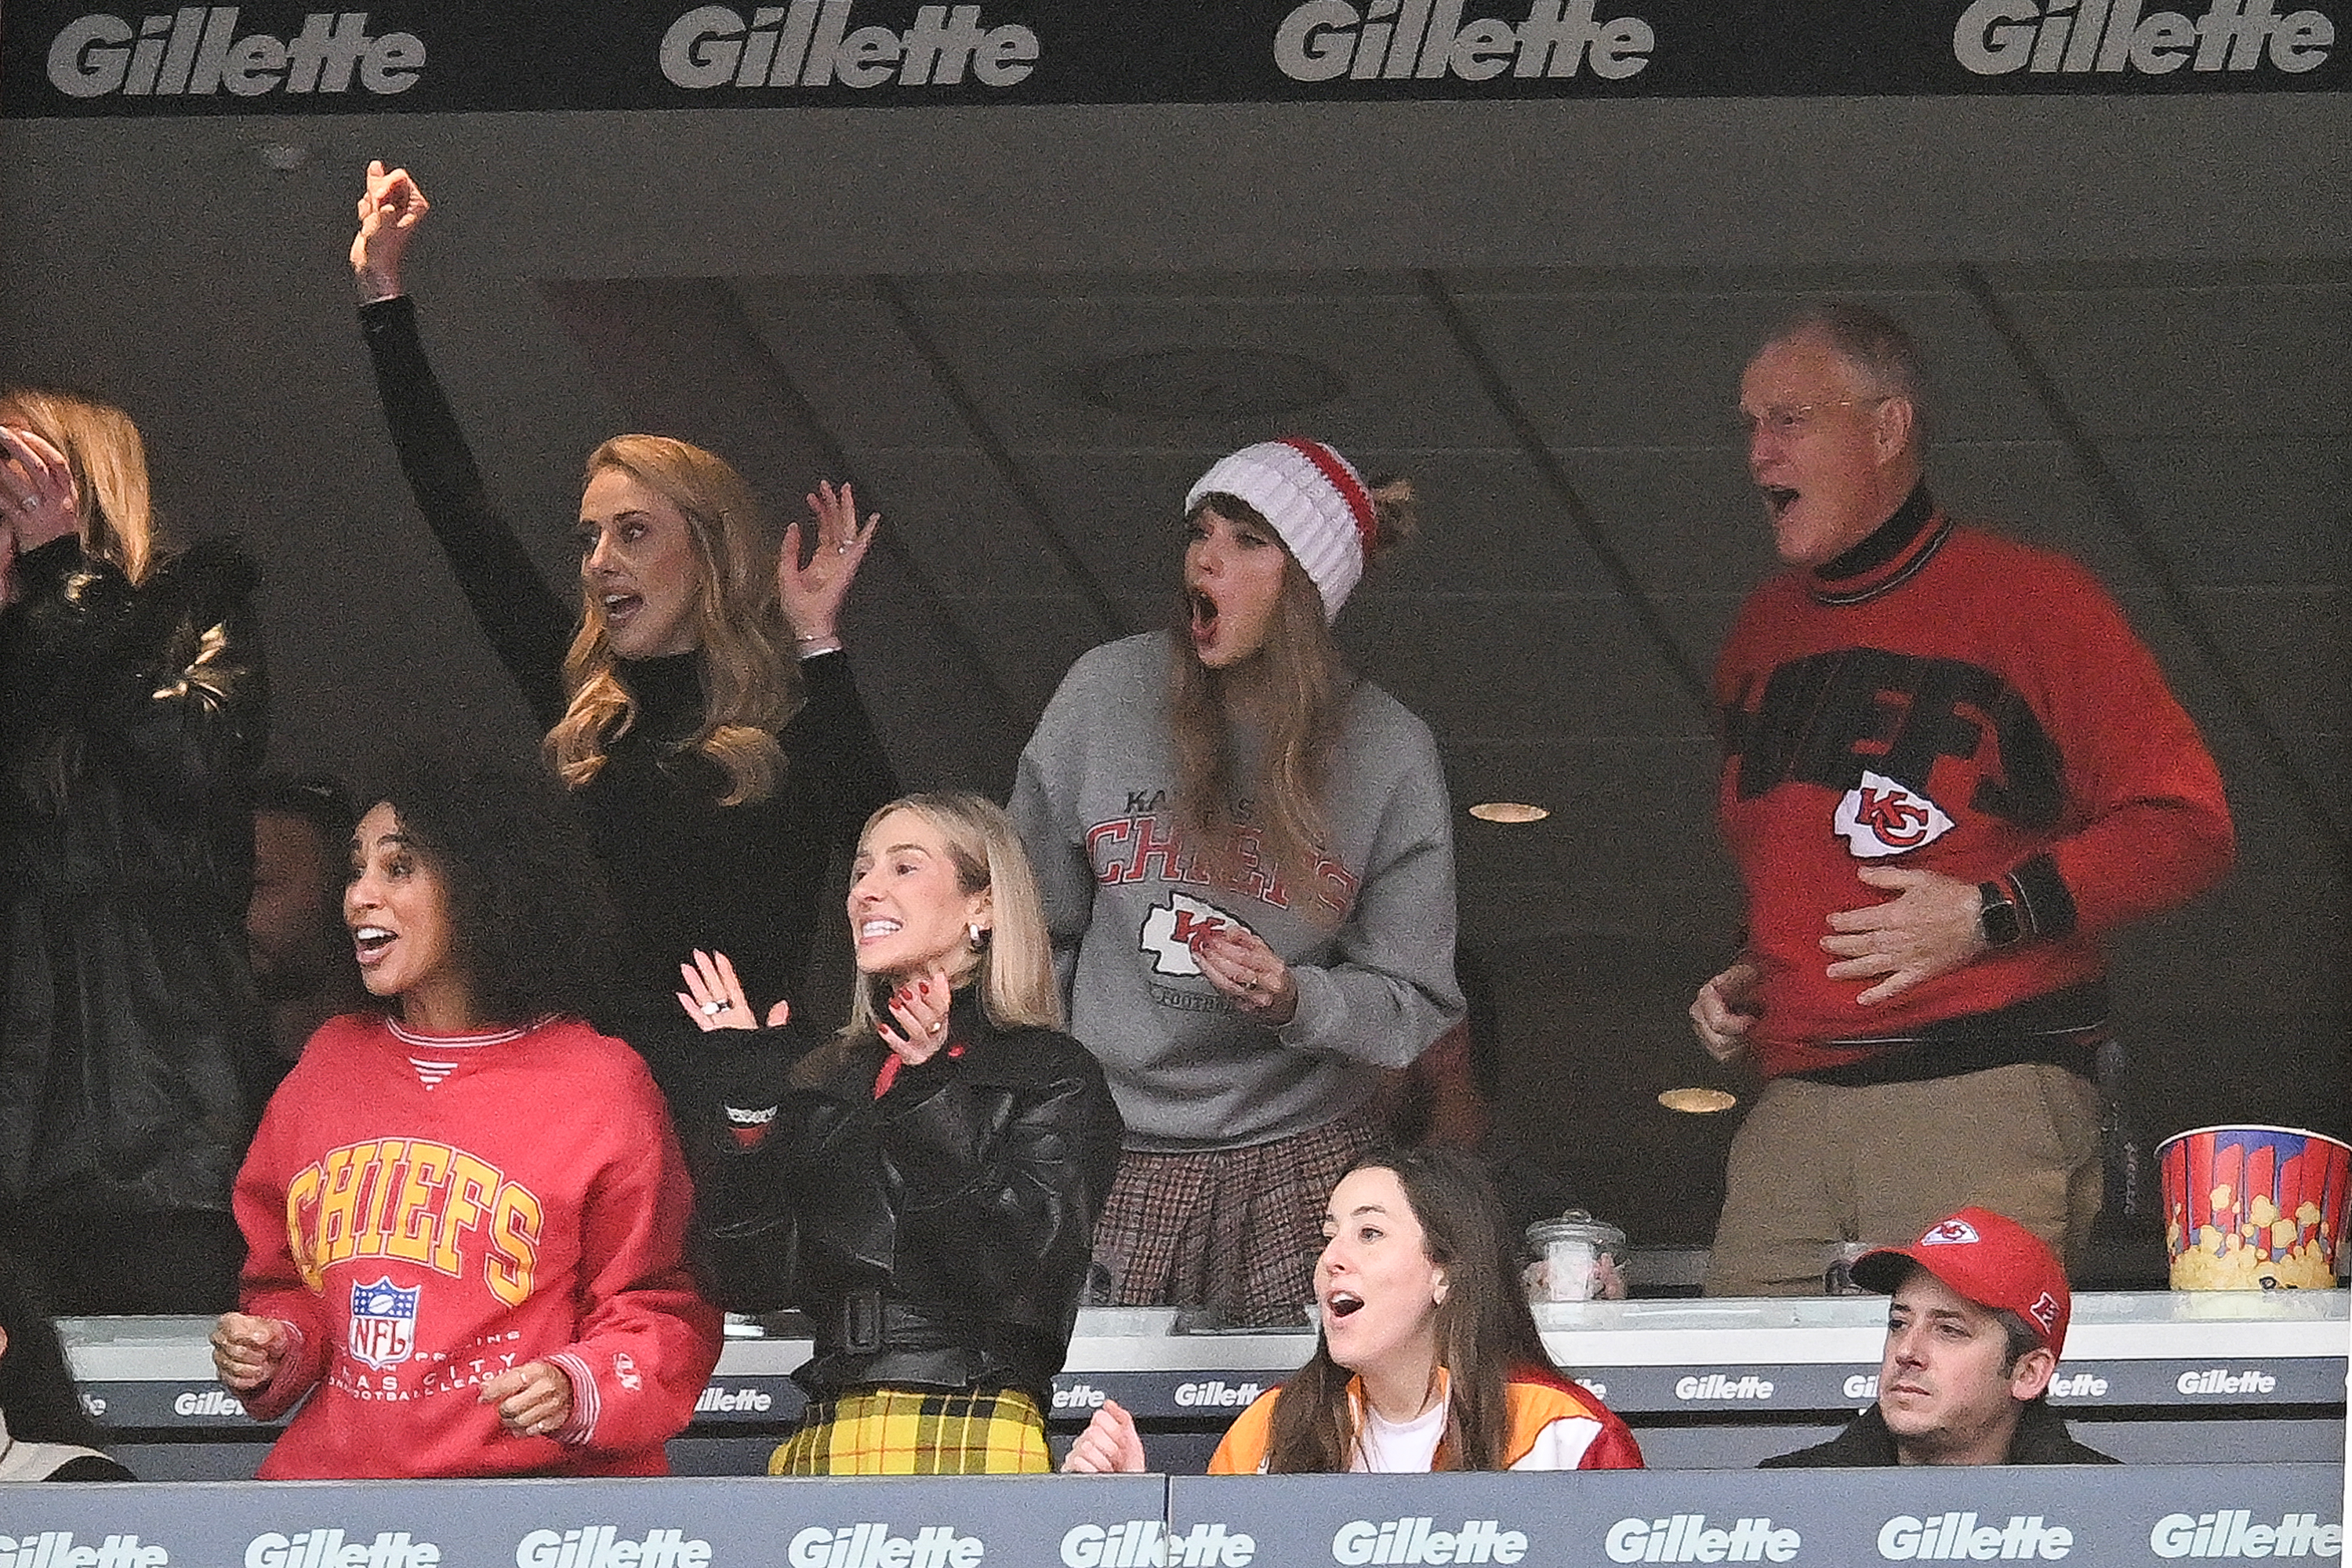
[1763,1207,2115,1467]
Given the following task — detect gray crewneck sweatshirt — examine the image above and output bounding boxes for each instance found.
[1011,633,1464,1151]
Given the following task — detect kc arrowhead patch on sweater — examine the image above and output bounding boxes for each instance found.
[1834,770,1954,857]
[1140,891,1258,977]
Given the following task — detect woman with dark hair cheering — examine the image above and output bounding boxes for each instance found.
[1063,1148,1641,1474]
[681,792,1121,1474]
[1011,440,1464,1328]
[347,162,895,1087]
[210,763,720,1479]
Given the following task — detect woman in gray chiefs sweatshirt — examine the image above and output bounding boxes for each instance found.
[1011,438,1465,1330]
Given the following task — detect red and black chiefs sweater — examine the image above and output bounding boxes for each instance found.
[1714,507,2233,1081]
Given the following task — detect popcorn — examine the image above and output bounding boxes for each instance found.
[2169,1236,2336,1291]
[2158,1126,2350,1291]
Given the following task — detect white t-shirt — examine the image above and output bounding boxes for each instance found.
[1351,1396,1448,1473]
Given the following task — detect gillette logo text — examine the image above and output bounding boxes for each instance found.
[1878,1515,2074,1561]
[1334,1519,1529,1566]
[0,1541,167,1568]
[1061,1523,1255,1568]
[1274,0,1653,83]
[46,10,423,98]
[2150,1512,2342,1559]
[661,3,1037,89]
[1953,0,2332,74]
[787,1526,982,1568]
[1606,1518,1800,1564]
[248,1534,438,1568]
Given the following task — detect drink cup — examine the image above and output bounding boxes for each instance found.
[1524,1210,1627,1303]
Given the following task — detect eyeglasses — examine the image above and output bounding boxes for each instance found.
[1734,397,1887,442]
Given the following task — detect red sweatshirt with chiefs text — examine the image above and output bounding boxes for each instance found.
[232,1014,720,1478]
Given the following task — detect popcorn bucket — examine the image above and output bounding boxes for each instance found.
[2157,1125,2350,1290]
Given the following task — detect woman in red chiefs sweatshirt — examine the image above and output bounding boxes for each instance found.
[211,760,720,1479]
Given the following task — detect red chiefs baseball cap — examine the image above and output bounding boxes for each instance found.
[1850,1207,2072,1357]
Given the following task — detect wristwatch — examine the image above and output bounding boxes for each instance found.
[1977,880,2024,949]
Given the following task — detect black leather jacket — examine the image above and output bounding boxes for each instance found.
[0,535,270,1214]
[696,989,1123,1408]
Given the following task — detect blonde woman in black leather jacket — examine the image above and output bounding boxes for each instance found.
[681,792,1122,1475]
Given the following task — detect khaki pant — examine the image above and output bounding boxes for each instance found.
[1703,1062,2102,1297]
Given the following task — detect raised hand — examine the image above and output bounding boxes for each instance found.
[351,158,430,303]
[0,426,82,556]
[875,965,954,1065]
[777,480,879,648]
[677,948,789,1031]
[1060,1398,1149,1473]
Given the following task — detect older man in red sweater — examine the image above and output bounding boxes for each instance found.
[1690,303,2234,1298]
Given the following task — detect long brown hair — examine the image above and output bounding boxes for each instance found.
[1265,1147,1554,1473]
[544,435,800,806]
[1168,481,1415,902]
[0,387,156,585]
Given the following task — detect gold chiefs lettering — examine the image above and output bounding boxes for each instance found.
[286,1140,543,1305]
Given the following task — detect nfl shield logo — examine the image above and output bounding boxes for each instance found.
[347,1276,419,1370]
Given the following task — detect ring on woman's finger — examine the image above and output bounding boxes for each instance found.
[701,1000,724,1016]
[928,1022,944,1036]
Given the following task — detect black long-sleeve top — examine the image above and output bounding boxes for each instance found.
[358,295,898,1030]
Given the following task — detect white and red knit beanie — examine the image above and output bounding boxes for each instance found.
[1185,437,1378,622]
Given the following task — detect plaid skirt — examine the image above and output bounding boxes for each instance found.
[768,1386,1050,1475]
[1094,1111,1377,1329]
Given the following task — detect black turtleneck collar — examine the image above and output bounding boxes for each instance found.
[1808,484,1952,608]
[1817,483,1936,583]
[620,652,704,739]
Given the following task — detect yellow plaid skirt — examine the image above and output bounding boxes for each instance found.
[768,1385,1050,1475]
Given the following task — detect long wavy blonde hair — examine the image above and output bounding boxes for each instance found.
[1167,479,1417,906]
[544,435,800,806]
[0,387,156,584]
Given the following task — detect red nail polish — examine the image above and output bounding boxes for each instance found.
[919,982,931,996]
